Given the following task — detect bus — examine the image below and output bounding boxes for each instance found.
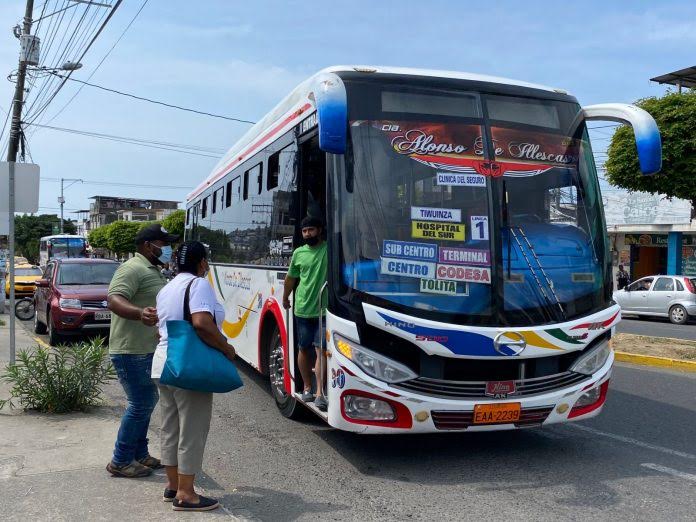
[39,235,88,266]
[185,66,661,433]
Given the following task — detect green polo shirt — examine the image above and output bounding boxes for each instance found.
[107,253,167,354]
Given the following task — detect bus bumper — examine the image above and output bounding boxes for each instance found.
[325,350,613,434]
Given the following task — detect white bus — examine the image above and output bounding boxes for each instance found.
[39,235,88,267]
[185,66,661,433]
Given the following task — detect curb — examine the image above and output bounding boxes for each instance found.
[615,351,696,372]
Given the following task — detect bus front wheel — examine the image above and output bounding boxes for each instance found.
[267,322,302,419]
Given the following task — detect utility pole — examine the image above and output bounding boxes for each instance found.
[5,0,35,366]
[59,177,83,232]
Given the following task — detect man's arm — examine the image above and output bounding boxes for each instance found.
[107,294,158,326]
[282,275,298,310]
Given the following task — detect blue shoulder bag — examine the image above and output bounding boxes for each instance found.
[160,278,243,393]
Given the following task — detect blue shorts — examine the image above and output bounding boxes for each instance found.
[295,316,326,352]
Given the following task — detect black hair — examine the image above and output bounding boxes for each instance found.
[175,241,207,275]
[301,215,323,229]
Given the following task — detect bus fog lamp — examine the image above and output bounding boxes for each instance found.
[574,386,601,408]
[343,395,395,421]
[569,340,611,376]
[332,333,417,383]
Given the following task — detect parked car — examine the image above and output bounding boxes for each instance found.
[33,258,120,345]
[613,275,696,324]
[4,264,43,298]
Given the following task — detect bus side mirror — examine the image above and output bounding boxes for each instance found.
[312,73,347,155]
[582,103,662,175]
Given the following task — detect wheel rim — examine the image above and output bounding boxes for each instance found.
[268,334,287,400]
[672,307,685,322]
[16,301,32,320]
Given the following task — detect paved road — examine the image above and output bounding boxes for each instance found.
[196,361,696,521]
[616,317,696,341]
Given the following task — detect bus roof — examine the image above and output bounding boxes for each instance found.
[40,234,86,240]
[188,66,568,202]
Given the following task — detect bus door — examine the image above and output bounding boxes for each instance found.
[292,133,327,396]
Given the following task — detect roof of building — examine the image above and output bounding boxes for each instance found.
[650,66,696,89]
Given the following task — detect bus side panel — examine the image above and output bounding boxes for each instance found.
[207,265,288,371]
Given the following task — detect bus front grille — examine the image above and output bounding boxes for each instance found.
[393,371,588,399]
[431,406,554,430]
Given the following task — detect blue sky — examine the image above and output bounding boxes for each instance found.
[1,0,694,218]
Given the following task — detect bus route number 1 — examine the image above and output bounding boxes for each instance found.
[470,216,489,241]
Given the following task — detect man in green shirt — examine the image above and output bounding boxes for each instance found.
[106,224,179,478]
[283,216,328,411]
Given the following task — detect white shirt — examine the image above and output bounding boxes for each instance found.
[151,273,225,379]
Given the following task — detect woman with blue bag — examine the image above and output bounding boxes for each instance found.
[151,241,240,512]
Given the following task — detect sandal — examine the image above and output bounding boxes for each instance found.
[163,488,176,502]
[172,495,220,512]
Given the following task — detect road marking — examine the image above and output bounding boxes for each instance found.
[33,336,51,349]
[641,463,696,482]
[566,423,696,460]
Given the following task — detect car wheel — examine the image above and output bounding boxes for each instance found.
[669,305,688,325]
[34,307,47,334]
[267,322,302,419]
[47,310,62,346]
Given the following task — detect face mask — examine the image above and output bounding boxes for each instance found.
[305,235,320,246]
[154,244,172,265]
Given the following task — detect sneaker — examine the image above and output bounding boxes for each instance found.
[172,495,220,512]
[301,390,314,402]
[163,488,177,502]
[137,455,164,469]
[106,460,152,478]
[315,395,328,412]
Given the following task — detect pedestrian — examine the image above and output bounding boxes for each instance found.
[617,264,630,290]
[106,224,179,478]
[282,216,328,411]
[152,241,236,511]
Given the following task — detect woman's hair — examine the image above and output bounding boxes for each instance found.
[175,241,207,275]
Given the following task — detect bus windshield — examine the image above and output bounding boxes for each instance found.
[336,80,610,326]
[50,237,87,259]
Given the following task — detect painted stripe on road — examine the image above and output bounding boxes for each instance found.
[567,423,696,460]
[641,463,696,482]
[33,336,50,349]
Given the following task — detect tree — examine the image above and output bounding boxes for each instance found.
[14,214,76,263]
[106,221,141,257]
[161,209,185,239]
[605,91,696,214]
[87,225,110,249]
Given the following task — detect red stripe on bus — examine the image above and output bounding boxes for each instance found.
[188,102,313,200]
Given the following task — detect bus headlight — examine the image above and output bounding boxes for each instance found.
[569,339,611,376]
[333,333,417,383]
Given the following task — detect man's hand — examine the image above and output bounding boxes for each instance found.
[224,344,237,361]
[282,297,291,310]
[140,306,158,326]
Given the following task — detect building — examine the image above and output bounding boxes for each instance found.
[604,189,696,282]
[78,196,180,235]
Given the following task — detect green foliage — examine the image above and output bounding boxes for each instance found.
[161,209,185,239]
[106,220,141,256]
[605,91,696,209]
[87,224,111,249]
[14,214,77,263]
[0,338,115,413]
[137,220,157,232]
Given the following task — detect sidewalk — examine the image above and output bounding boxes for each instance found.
[0,317,240,521]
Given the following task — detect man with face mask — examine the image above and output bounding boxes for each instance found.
[106,224,179,478]
[283,216,329,411]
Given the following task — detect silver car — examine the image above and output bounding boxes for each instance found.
[613,275,696,324]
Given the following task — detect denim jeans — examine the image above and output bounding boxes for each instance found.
[110,353,159,466]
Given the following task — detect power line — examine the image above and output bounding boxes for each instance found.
[24,121,225,158]
[40,176,191,190]
[47,71,256,123]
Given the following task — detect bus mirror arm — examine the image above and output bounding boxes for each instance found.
[581,103,662,176]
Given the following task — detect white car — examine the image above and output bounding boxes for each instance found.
[613,275,696,324]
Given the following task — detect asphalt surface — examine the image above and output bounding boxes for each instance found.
[9,312,696,520]
[615,317,696,341]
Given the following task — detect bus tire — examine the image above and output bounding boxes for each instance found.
[266,321,302,419]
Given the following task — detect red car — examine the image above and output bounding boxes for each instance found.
[34,258,120,345]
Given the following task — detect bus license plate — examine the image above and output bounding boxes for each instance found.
[95,311,111,321]
[473,402,521,424]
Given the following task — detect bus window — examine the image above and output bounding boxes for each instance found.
[202,196,208,218]
[243,170,249,200]
[226,180,232,207]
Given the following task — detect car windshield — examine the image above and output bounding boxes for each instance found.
[15,267,42,276]
[335,79,610,326]
[57,264,118,285]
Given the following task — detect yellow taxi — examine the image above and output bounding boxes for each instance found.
[4,264,44,298]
